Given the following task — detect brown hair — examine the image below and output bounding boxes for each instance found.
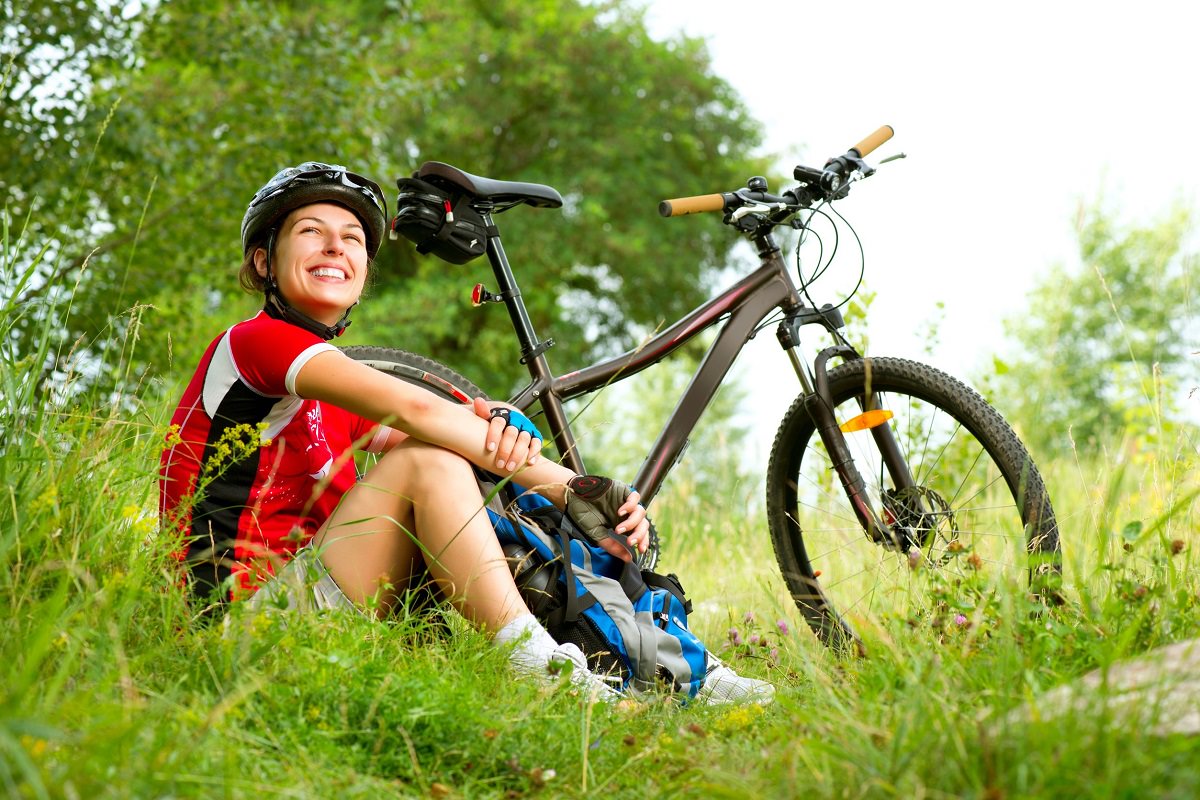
[239,239,269,294]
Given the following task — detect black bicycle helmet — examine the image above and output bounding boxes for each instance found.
[241,161,388,259]
[241,162,387,340]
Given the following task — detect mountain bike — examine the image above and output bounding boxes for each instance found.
[346,126,1061,648]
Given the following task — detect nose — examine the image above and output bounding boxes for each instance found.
[324,231,344,254]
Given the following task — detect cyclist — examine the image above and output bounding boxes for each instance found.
[159,161,772,704]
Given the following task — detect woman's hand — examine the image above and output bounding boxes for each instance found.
[606,489,649,563]
[564,475,650,563]
[473,398,542,473]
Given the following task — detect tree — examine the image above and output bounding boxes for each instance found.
[5,0,767,400]
[991,203,1199,457]
[1,0,143,378]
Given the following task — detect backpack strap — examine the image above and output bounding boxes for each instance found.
[641,571,692,615]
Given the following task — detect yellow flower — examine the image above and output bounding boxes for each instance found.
[19,735,47,758]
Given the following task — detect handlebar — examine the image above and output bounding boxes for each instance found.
[658,124,893,219]
[850,125,893,158]
[658,193,732,218]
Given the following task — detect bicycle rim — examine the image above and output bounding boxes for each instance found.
[767,357,1059,647]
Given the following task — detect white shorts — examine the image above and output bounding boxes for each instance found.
[246,545,362,616]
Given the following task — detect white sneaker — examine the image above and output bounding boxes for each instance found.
[697,656,775,705]
[546,642,623,701]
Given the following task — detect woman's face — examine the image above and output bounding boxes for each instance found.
[254,202,369,324]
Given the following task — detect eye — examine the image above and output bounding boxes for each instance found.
[343,232,364,245]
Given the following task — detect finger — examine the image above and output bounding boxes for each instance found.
[495,426,522,469]
[525,437,542,465]
[597,535,632,563]
[473,397,492,420]
[485,416,507,452]
[504,430,533,471]
[615,503,646,535]
[633,519,650,553]
[617,490,642,517]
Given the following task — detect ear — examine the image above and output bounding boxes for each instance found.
[253,247,268,279]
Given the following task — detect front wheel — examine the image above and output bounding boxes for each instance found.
[765,356,1060,648]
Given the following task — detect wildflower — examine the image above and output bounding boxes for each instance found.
[967,552,983,570]
[769,647,779,664]
[776,619,789,636]
[1170,539,1185,555]
[907,549,922,570]
[728,627,743,646]
[953,614,968,627]
[743,611,755,624]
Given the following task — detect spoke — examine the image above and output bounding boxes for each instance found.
[806,539,885,562]
[943,444,991,507]
[838,558,909,610]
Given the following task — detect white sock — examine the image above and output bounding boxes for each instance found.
[494,613,560,672]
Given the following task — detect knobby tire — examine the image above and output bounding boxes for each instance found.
[765,356,1060,648]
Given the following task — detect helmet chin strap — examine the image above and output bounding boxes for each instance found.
[261,229,355,341]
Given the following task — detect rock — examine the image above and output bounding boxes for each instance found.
[996,638,1200,736]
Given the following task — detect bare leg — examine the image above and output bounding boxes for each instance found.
[314,438,529,631]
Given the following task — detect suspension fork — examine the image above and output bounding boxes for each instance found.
[779,317,917,545]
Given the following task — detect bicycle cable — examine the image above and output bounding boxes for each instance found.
[789,197,867,319]
[794,203,838,291]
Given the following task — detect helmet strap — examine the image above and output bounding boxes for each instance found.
[261,228,355,341]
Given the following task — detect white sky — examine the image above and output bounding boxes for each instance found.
[642,0,1200,461]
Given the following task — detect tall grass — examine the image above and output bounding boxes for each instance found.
[3,208,1199,798]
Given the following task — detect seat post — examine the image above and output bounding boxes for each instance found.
[480,211,548,363]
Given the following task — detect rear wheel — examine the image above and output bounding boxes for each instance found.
[765,357,1060,648]
[342,346,661,569]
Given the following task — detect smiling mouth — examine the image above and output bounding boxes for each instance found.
[309,267,347,280]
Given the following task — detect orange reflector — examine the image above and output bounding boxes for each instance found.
[839,409,894,432]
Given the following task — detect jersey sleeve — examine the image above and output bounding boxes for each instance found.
[228,314,336,397]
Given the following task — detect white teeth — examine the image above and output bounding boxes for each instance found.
[310,267,346,280]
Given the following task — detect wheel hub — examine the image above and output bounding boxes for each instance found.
[881,485,958,558]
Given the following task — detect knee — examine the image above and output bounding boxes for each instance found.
[372,439,475,489]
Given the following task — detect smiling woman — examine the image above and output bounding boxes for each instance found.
[155,161,772,705]
[255,204,371,326]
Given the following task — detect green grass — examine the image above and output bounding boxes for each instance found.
[4,221,1200,798]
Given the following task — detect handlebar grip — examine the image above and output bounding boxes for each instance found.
[658,193,726,217]
[850,125,894,158]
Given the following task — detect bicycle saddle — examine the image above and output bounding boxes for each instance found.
[416,161,564,209]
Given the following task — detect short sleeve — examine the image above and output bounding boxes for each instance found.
[228,313,336,397]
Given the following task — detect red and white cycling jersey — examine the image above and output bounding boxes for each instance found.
[159,310,389,601]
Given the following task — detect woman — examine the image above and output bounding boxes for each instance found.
[160,161,772,703]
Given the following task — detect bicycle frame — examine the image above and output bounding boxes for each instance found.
[484,212,915,528]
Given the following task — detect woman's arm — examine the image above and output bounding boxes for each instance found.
[296,349,647,555]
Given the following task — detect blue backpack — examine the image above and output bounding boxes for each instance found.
[480,474,709,699]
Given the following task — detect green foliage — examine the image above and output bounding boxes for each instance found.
[993,203,1199,456]
[5,0,765,398]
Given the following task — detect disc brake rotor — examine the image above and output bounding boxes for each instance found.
[881,485,959,562]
